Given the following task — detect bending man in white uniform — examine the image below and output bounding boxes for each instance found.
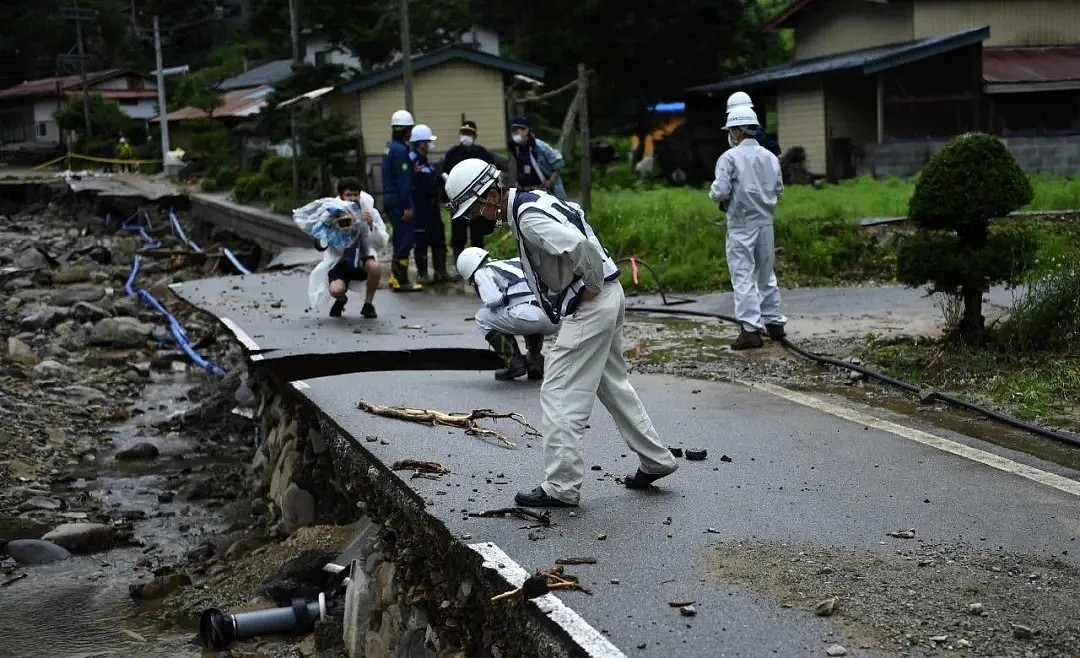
[710,104,788,350]
[457,247,558,381]
[445,159,678,507]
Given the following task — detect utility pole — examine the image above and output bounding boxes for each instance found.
[153,16,170,165]
[577,63,591,213]
[400,0,413,112]
[288,0,302,203]
[61,1,96,140]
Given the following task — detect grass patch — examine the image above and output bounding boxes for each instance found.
[490,175,1079,292]
[860,338,1080,432]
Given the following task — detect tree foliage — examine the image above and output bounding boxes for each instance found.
[54,92,132,138]
[897,133,1037,342]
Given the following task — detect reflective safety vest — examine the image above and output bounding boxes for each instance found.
[510,191,619,324]
[482,258,534,308]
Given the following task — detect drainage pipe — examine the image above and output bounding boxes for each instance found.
[200,593,326,649]
[222,247,253,275]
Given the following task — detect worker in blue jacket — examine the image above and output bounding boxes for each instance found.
[381,109,423,291]
[408,124,451,283]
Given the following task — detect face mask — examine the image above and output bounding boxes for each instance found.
[511,133,525,145]
[459,135,475,147]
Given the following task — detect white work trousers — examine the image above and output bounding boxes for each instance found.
[539,281,677,504]
[726,223,787,332]
[475,302,559,338]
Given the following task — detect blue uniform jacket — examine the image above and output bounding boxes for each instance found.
[381,139,413,214]
[408,150,439,201]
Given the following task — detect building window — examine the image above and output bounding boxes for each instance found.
[36,122,49,138]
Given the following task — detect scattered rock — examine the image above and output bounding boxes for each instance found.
[115,442,160,461]
[52,266,91,284]
[815,596,838,617]
[41,522,115,554]
[967,602,983,615]
[668,446,683,458]
[886,528,916,539]
[918,387,937,405]
[49,285,106,306]
[20,306,70,330]
[4,539,72,565]
[250,498,269,517]
[179,479,212,501]
[679,605,696,617]
[259,548,338,605]
[719,454,733,463]
[157,491,174,503]
[685,448,708,461]
[956,639,971,648]
[18,497,61,512]
[825,644,847,656]
[87,246,112,265]
[72,301,110,322]
[129,572,191,599]
[281,483,316,532]
[62,385,108,406]
[1012,624,1035,640]
[14,247,46,269]
[930,635,949,643]
[7,337,41,367]
[32,359,74,380]
[90,317,153,348]
[225,537,264,561]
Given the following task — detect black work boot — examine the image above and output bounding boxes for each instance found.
[328,295,347,318]
[431,247,453,283]
[524,335,545,380]
[485,330,527,380]
[731,330,764,350]
[414,252,431,284]
[766,323,787,340]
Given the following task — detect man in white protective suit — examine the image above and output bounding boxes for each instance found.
[444,158,678,508]
[710,104,788,350]
[456,246,558,382]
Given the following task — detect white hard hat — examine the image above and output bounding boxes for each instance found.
[724,105,759,130]
[726,91,753,112]
[456,247,490,281]
[445,158,501,220]
[391,110,415,127]
[409,124,436,143]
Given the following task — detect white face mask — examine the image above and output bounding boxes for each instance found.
[459,135,475,147]
[511,133,525,145]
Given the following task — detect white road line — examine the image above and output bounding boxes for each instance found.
[469,542,626,658]
[742,380,1080,498]
[292,381,310,390]
[219,317,261,352]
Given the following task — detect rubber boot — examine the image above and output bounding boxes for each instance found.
[389,258,422,292]
[414,251,431,284]
[524,335,544,380]
[485,330,527,381]
[432,247,454,283]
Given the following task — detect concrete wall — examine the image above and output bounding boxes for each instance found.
[914,0,1080,46]
[857,134,1080,178]
[32,100,61,143]
[779,79,828,173]
[794,0,915,60]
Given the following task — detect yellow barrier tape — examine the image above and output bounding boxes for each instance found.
[32,152,162,170]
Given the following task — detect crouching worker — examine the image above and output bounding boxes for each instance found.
[456,246,557,381]
[293,177,389,318]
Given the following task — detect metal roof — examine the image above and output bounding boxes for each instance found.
[216,59,295,91]
[338,45,544,95]
[154,85,272,122]
[0,69,150,101]
[688,26,989,94]
[983,46,1080,93]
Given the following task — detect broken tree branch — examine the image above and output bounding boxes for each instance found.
[468,507,551,526]
[356,401,539,449]
[391,459,451,479]
[491,565,591,602]
[521,78,577,104]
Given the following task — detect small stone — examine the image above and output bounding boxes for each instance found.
[1012,624,1035,640]
[18,497,61,512]
[679,605,696,617]
[281,483,316,532]
[179,479,212,501]
[719,454,733,463]
[590,465,602,471]
[52,266,91,284]
[815,597,838,617]
[886,528,916,539]
[20,306,70,330]
[116,442,159,461]
[157,491,174,503]
[668,446,683,458]
[7,337,41,367]
[825,644,847,657]
[685,448,708,461]
[49,285,106,306]
[918,387,937,404]
[72,302,109,322]
[967,602,983,615]
[956,639,971,648]
[597,534,607,541]
[930,635,948,643]
[41,522,115,554]
[4,539,72,565]
[610,578,620,584]
[32,359,74,380]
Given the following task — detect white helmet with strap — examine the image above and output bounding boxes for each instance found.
[410,124,436,142]
[455,247,489,281]
[724,105,759,130]
[445,158,501,220]
[726,91,753,112]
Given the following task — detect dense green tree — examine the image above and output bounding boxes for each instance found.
[896,133,1037,343]
[54,92,132,138]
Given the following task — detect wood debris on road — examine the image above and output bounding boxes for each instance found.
[357,400,541,449]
